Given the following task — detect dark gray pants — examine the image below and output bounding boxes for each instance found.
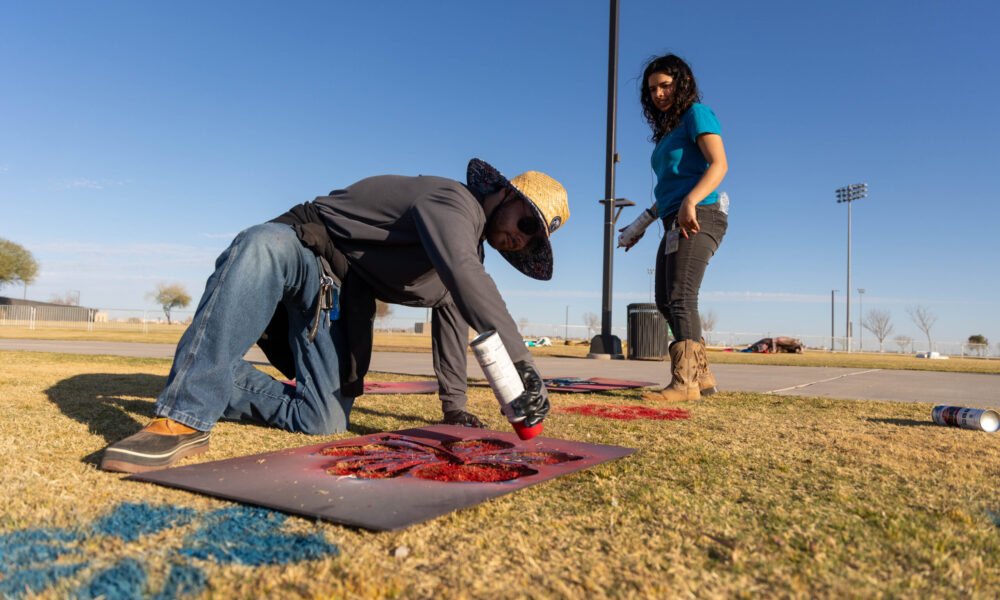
[654,204,728,342]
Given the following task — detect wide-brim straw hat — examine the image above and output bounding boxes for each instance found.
[466,158,570,280]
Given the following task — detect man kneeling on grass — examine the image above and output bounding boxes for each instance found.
[101,159,570,473]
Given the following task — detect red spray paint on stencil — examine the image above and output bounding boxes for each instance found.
[319,435,581,483]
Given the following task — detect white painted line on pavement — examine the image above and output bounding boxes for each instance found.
[765,369,882,394]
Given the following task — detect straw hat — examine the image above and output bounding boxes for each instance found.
[466,158,570,280]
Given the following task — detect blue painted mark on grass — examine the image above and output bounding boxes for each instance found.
[0,528,83,575]
[0,563,86,598]
[0,502,338,599]
[93,502,196,543]
[152,564,208,600]
[79,558,147,600]
[179,506,338,565]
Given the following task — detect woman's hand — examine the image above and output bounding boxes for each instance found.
[677,201,700,238]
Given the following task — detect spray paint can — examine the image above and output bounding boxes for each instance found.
[470,330,544,440]
[931,405,1000,432]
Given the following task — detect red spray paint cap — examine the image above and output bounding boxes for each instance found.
[512,420,544,440]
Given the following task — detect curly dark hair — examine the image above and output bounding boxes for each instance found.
[640,54,701,143]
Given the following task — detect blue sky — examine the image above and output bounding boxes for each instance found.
[2,0,998,347]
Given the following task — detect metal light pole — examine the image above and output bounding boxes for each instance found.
[835,183,868,353]
[564,305,569,340]
[647,268,654,302]
[830,289,837,351]
[857,288,865,352]
[588,0,626,359]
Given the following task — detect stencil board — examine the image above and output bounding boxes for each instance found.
[129,425,633,531]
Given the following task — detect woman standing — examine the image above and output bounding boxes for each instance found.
[619,54,729,401]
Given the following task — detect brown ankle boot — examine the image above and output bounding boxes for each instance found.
[696,340,718,396]
[642,340,701,402]
[100,418,211,474]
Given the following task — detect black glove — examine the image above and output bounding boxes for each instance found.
[443,410,485,428]
[510,360,550,427]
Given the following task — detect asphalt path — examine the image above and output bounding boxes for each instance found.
[3,338,997,408]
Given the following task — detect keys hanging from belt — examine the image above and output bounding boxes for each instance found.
[308,274,339,343]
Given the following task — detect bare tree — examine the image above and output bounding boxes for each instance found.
[862,309,894,352]
[148,283,191,324]
[48,292,81,306]
[907,305,937,352]
[582,312,600,338]
[893,335,913,354]
[700,310,718,344]
[375,300,393,330]
[517,317,529,336]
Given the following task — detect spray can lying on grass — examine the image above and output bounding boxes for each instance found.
[470,330,544,440]
[931,405,1000,432]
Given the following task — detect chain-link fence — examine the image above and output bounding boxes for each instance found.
[0,305,195,332]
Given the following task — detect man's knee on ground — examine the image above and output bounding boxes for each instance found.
[294,414,349,436]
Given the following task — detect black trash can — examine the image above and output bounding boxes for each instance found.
[627,303,671,360]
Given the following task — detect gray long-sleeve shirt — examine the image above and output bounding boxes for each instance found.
[311,174,532,412]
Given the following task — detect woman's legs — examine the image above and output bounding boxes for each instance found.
[660,206,727,341]
[646,205,727,401]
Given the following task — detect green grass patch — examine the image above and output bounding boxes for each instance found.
[4,350,1000,596]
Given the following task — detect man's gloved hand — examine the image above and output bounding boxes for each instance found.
[443,410,485,428]
[617,207,658,251]
[510,360,550,427]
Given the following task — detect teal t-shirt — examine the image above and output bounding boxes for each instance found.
[651,102,722,217]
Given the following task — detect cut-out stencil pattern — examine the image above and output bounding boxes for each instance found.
[319,436,581,482]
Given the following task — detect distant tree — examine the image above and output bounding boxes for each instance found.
[700,310,718,344]
[967,334,989,357]
[148,283,191,325]
[907,305,937,352]
[862,309,894,352]
[48,291,80,306]
[0,238,39,290]
[583,312,600,338]
[375,300,393,330]
[893,335,913,354]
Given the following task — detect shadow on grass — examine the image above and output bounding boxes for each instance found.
[865,417,938,428]
[46,373,166,466]
[350,405,439,428]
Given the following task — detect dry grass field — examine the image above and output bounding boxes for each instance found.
[4,350,1000,598]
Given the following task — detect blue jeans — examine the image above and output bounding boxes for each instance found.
[654,204,728,342]
[155,223,353,434]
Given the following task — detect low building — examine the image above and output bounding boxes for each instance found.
[0,296,98,323]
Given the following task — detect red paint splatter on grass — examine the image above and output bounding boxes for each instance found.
[560,405,690,421]
[319,436,581,483]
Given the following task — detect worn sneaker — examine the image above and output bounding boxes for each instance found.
[100,418,211,473]
[442,410,485,428]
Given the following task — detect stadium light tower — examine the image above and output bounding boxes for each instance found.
[835,183,868,353]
